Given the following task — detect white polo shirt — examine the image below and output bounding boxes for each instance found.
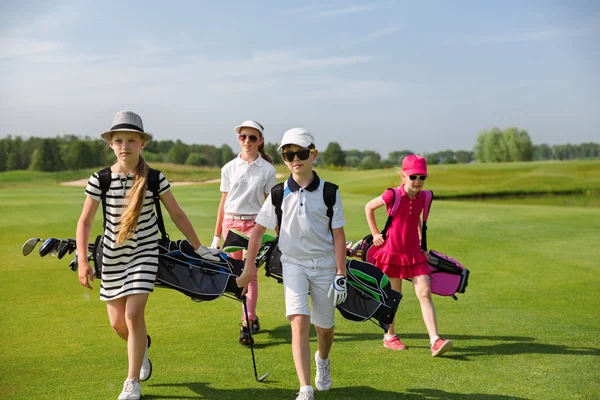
[221,154,277,215]
[256,172,346,260]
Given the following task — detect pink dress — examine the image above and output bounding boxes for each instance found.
[372,185,430,279]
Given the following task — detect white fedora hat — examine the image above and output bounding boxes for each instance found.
[234,120,264,135]
[101,111,153,142]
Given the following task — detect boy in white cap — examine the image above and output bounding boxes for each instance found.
[237,128,347,400]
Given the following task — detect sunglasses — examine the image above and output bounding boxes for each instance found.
[281,149,314,162]
[238,134,259,143]
[409,175,427,181]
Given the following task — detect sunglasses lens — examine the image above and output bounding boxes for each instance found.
[409,175,426,181]
[420,176,427,181]
[239,134,258,143]
[409,175,417,181]
[281,150,311,162]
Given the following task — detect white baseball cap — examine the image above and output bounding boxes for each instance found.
[278,128,315,150]
[234,120,264,135]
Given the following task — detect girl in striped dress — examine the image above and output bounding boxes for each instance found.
[76,111,219,400]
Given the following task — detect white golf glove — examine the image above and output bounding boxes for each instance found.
[328,274,347,306]
[211,235,221,249]
[194,245,221,262]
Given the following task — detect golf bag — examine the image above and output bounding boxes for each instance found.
[156,238,244,301]
[338,259,402,332]
[427,249,469,300]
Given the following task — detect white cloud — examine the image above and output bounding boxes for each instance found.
[312,2,395,18]
[0,38,63,58]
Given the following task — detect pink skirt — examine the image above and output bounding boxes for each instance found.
[377,260,430,280]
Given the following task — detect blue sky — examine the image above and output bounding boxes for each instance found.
[1,0,598,156]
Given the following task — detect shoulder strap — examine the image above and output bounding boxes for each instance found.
[271,182,285,232]
[389,187,402,217]
[98,167,112,230]
[323,181,338,232]
[148,168,168,240]
[420,190,433,251]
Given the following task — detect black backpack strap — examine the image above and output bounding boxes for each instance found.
[420,190,434,251]
[323,181,338,232]
[381,188,396,238]
[271,182,284,233]
[148,168,168,240]
[97,167,112,230]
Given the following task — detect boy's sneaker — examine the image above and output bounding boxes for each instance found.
[314,351,332,391]
[383,335,408,350]
[118,378,141,400]
[295,390,314,400]
[431,338,453,357]
[251,316,260,334]
[140,334,152,381]
[239,325,254,346]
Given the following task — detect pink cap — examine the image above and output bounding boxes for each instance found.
[402,154,428,176]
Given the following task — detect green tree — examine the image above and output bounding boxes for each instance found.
[185,152,208,166]
[29,138,66,171]
[65,140,96,169]
[321,142,346,167]
[387,150,413,165]
[503,127,533,161]
[165,140,190,164]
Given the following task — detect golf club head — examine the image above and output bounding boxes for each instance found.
[69,255,78,271]
[22,238,42,256]
[57,243,70,259]
[39,238,59,257]
[257,372,270,382]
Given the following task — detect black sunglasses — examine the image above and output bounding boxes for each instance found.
[281,149,314,162]
[409,175,427,181]
[239,134,259,143]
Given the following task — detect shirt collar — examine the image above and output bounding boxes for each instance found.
[286,171,321,192]
[235,153,264,166]
[400,184,421,199]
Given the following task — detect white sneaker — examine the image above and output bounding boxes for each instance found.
[314,351,332,391]
[295,390,314,400]
[140,335,152,381]
[118,378,141,400]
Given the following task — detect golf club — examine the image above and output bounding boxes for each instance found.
[69,254,78,271]
[242,296,270,382]
[57,243,70,259]
[22,238,44,256]
[39,238,60,257]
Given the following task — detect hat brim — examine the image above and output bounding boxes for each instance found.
[234,125,263,135]
[101,129,152,142]
[278,139,312,151]
[403,168,428,176]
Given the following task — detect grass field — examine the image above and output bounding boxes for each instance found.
[1,161,599,399]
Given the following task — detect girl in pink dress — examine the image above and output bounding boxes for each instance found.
[365,154,452,356]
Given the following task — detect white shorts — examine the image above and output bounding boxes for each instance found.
[281,253,337,329]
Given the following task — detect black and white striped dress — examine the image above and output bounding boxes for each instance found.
[85,170,171,301]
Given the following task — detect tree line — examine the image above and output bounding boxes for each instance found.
[0,128,598,172]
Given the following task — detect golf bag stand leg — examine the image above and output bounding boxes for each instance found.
[242,296,269,382]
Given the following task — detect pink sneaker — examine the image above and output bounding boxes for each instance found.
[431,338,453,357]
[383,336,408,350]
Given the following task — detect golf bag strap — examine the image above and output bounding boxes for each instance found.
[98,167,168,240]
[271,182,284,233]
[323,181,338,232]
[98,167,112,231]
[147,167,169,241]
[271,181,338,233]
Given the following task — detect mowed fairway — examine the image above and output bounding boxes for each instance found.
[1,164,599,400]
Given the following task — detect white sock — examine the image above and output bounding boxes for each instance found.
[384,334,396,341]
[430,336,440,346]
[316,353,329,365]
[300,385,314,393]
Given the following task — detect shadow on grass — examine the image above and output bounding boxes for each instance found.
[251,326,600,361]
[146,382,527,399]
[397,333,600,361]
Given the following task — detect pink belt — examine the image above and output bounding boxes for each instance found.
[224,214,257,221]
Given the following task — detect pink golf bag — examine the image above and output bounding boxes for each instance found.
[427,250,469,300]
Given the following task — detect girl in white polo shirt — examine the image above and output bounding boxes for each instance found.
[237,128,348,400]
[211,120,277,345]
